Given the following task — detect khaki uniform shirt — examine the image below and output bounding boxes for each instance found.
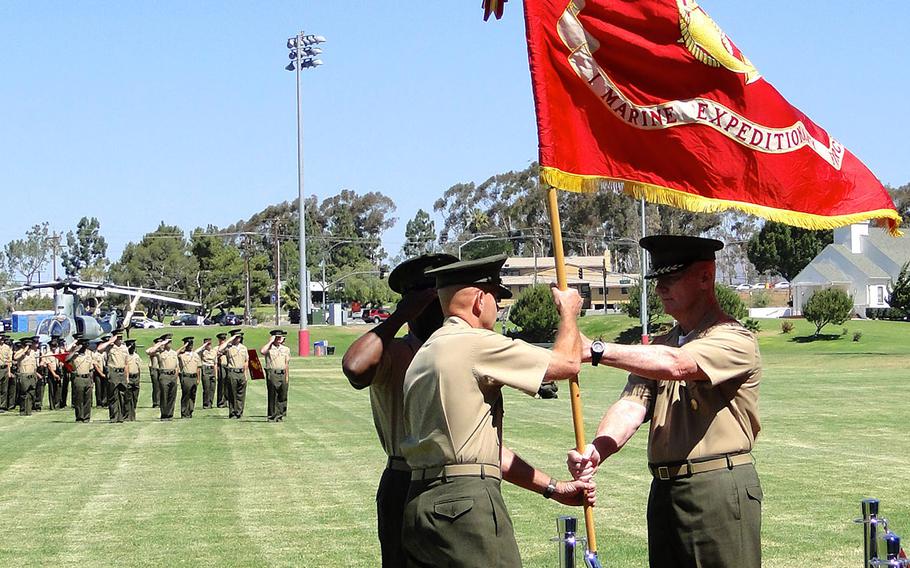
[0,344,12,367]
[224,343,248,370]
[402,317,551,470]
[44,351,60,375]
[149,350,159,370]
[199,347,217,367]
[16,349,39,374]
[92,351,105,373]
[217,343,227,367]
[370,334,422,458]
[158,349,178,372]
[71,352,95,376]
[178,351,201,375]
[620,319,761,464]
[127,353,141,376]
[105,344,130,370]
[264,344,291,370]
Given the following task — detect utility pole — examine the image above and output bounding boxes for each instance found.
[274,220,281,326]
[244,235,252,326]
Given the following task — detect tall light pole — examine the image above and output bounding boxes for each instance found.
[457,234,494,260]
[286,31,325,356]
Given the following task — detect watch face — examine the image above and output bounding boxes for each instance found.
[591,341,605,354]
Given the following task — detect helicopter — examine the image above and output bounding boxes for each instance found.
[0,278,201,345]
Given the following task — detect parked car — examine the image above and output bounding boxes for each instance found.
[773,281,790,289]
[362,308,391,323]
[170,314,212,326]
[212,312,243,326]
[131,316,164,329]
[735,284,752,291]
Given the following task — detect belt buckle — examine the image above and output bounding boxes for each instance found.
[657,466,670,481]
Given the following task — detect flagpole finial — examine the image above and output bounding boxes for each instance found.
[482,0,507,21]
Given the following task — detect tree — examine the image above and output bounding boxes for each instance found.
[887,261,910,316]
[402,209,437,258]
[61,217,109,279]
[888,183,910,227]
[803,287,854,337]
[190,227,246,310]
[714,284,748,321]
[509,284,559,342]
[622,281,664,328]
[5,222,52,285]
[746,222,832,281]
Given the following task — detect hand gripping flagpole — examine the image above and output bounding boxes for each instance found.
[545,184,602,568]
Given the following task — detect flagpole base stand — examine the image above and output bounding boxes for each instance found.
[584,550,603,568]
[297,329,310,357]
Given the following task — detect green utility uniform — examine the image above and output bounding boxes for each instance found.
[44,349,63,410]
[149,349,161,408]
[264,341,290,422]
[157,348,179,420]
[70,351,95,423]
[197,344,217,409]
[126,351,141,421]
[177,348,200,418]
[33,353,45,412]
[0,341,12,412]
[221,341,248,419]
[621,319,763,568]
[401,317,552,567]
[104,341,130,423]
[14,346,40,416]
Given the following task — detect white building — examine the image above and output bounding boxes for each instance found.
[791,223,910,317]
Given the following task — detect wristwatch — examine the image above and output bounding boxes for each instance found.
[590,340,606,366]
[543,477,557,499]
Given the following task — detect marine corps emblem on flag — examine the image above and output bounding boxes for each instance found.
[524,0,901,233]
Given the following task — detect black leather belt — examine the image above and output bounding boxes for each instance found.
[76,373,91,378]
[228,367,244,373]
[160,370,176,375]
[109,367,125,372]
[180,372,197,378]
[269,369,286,375]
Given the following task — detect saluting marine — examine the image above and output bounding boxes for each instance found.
[176,337,201,419]
[66,335,100,423]
[44,338,63,410]
[261,330,291,422]
[98,329,131,423]
[125,340,141,421]
[149,336,161,409]
[215,332,228,408]
[195,337,217,409]
[147,335,178,421]
[0,335,13,413]
[13,337,41,416]
[91,337,108,407]
[217,330,249,419]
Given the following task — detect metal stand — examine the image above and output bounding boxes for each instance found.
[552,516,603,568]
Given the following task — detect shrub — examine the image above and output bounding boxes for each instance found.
[744,318,762,333]
[715,284,748,321]
[803,287,854,337]
[622,281,664,327]
[852,331,863,342]
[508,284,559,343]
[780,320,794,334]
[751,290,771,308]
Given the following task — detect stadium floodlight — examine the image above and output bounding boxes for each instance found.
[285,30,325,356]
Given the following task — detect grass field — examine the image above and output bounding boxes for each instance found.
[1,317,908,567]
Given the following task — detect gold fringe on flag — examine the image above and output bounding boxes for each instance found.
[540,166,903,236]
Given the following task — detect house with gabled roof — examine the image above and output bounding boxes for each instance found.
[791,223,910,317]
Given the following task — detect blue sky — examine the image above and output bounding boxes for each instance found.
[1,1,907,277]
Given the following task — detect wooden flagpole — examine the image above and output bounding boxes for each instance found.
[545,184,598,556]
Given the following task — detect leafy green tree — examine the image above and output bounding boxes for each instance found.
[622,281,664,328]
[4,222,52,285]
[888,183,910,227]
[715,284,748,320]
[61,217,108,279]
[190,227,245,310]
[747,222,832,281]
[403,209,437,257]
[509,284,559,342]
[803,287,854,337]
[109,223,199,316]
[887,261,910,316]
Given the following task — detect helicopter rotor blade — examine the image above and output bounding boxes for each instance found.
[100,287,201,307]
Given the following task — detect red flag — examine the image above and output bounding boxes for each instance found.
[247,349,265,380]
[524,0,901,233]
[53,352,74,373]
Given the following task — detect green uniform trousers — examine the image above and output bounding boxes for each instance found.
[107,368,128,423]
[17,373,37,416]
[266,369,288,421]
[158,370,178,420]
[33,373,44,411]
[6,374,19,411]
[216,364,228,407]
[127,373,140,421]
[47,375,60,410]
[94,373,106,406]
[60,369,70,408]
[200,366,215,409]
[377,465,410,567]
[179,373,198,418]
[403,476,520,568]
[225,368,246,419]
[0,367,8,411]
[72,375,93,422]
[150,367,161,408]
[647,463,763,568]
